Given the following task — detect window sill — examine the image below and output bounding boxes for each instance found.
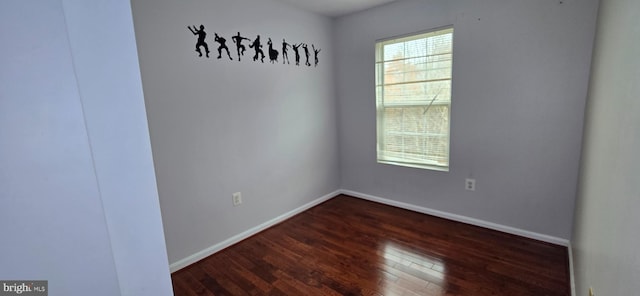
[377,159,449,172]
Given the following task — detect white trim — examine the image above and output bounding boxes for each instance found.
[169,190,339,273]
[568,242,576,296]
[338,189,570,247]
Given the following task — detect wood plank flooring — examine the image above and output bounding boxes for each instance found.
[171,195,570,295]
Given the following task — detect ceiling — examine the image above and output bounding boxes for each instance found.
[276,0,398,18]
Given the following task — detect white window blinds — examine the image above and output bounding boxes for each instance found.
[375,27,453,171]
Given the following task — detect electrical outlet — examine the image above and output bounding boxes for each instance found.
[589,287,595,296]
[232,192,242,206]
[465,178,476,191]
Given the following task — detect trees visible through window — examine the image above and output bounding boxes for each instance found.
[375,27,453,171]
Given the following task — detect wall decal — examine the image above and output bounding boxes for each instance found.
[282,39,291,64]
[302,44,311,67]
[214,33,233,60]
[267,38,279,64]
[292,43,302,66]
[249,35,266,63]
[231,32,251,61]
[188,25,210,58]
[186,26,321,68]
[313,45,320,67]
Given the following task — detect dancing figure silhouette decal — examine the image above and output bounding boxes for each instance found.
[312,44,321,67]
[214,33,233,60]
[302,43,311,67]
[282,39,291,65]
[292,43,302,66]
[232,32,251,61]
[188,25,210,58]
[249,35,265,63]
[186,27,321,68]
[267,38,279,64]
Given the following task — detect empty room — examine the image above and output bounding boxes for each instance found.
[1,0,638,295]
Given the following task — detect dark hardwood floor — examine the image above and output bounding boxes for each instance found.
[171,195,570,295]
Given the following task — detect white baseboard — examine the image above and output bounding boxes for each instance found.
[338,189,570,247]
[169,190,340,273]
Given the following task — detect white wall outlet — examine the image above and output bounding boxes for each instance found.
[232,192,242,206]
[589,287,595,296]
[465,178,476,191]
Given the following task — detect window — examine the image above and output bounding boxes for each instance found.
[375,27,453,171]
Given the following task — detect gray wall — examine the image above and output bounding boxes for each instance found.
[131,0,339,264]
[0,0,172,295]
[572,0,640,294]
[334,0,599,239]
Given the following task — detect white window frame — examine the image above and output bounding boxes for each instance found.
[375,26,454,171]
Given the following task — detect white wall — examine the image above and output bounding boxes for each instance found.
[61,0,174,295]
[334,0,599,240]
[131,0,339,265]
[0,1,173,295]
[572,0,640,294]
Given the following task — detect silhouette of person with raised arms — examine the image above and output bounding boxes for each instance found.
[188,24,210,58]
[312,44,321,67]
[231,32,251,61]
[281,39,291,64]
[302,43,311,67]
[292,43,302,66]
[214,33,233,60]
[249,35,265,63]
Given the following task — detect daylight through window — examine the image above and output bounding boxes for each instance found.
[375,27,453,171]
